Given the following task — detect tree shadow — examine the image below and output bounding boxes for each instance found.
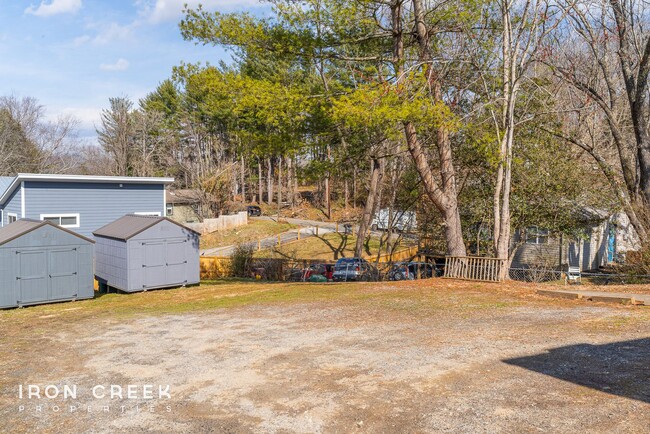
[503,338,650,403]
[314,233,349,260]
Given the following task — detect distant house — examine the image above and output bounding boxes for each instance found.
[0,174,174,238]
[510,211,640,271]
[165,189,203,223]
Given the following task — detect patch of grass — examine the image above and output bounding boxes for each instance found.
[256,232,413,261]
[200,220,297,250]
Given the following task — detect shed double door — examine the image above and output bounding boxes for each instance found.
[142,239,188,289]
[17,248,79,305]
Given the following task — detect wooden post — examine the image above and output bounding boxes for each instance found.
[258,239,261,251]
[336,222,339,233]
[298,229,301,240]
[316,226,319,236]
[278,234,281,246]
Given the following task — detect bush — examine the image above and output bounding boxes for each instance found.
[230,244,255,278]
[622,245,650,275]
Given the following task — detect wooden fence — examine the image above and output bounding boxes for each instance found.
[443,256,506,282]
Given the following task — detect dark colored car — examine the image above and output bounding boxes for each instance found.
[332,257,375,282]
[247,205,262,216]
[388,261,435,280]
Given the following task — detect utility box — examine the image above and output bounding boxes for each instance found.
[93,214,200,293]
[0,219,94,308]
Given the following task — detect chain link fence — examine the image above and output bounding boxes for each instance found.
[508,267,650,285]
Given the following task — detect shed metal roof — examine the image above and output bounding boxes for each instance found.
[0,219,95,246]
[93,214,200,241]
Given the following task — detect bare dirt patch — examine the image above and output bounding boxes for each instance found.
[0,279,648,433]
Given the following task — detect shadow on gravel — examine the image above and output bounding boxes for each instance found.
[504,338,650,403]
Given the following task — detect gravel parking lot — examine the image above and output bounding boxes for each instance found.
[0,280,648,433]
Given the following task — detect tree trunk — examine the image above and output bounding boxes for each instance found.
[267,157,273,205]
[277,156,283,207]
[355,158,383,257]
[240,154,246,202]
[257,159,263,204]
[293,156,299,205]
[404,121,467,256]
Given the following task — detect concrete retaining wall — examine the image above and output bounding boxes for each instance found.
[186,211,248,235]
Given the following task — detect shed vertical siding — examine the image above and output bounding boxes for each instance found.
[0,224,94,308]
[94,237,129,291]
[0,248,15,307]
[129,220,200,291]
[94,218,200,292]
[23,181,165,238]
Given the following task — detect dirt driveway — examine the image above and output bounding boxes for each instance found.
[0,280,648,433]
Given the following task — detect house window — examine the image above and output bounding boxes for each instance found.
[40,213,80,228]
[7,213,17,224]
[166,204,173,216]
[526,226,549,244]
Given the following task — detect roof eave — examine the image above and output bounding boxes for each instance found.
[0,174,175,205]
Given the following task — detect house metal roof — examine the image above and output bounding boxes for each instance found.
[0,173,174,205]
[0,219,94,246]
[93,214,200,241]
[166,189,201,205]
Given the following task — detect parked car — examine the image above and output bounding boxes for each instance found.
[247,205,262,216]
[332,257,375,282]
[388,261,435,280]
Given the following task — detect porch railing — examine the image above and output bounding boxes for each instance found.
[444,256,506,282]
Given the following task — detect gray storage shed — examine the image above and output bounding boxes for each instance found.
[93,214,200,293]
[0,219,94,309]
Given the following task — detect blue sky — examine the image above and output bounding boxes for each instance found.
[0,1,266,143]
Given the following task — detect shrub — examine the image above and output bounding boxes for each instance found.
[230,244,255,278]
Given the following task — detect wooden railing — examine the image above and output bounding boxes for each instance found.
[443,256,506,282]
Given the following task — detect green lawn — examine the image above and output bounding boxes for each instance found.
[200,220,297,249]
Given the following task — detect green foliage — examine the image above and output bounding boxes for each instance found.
[230,244,255,278]
[333,79,459,140]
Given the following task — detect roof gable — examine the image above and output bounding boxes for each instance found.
[93,214,200,241]
[0,219,94,246]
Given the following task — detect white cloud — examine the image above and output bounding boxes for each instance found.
[100,58,130,71]
[25,0,82,17]
[92,22,134,45]
[139,0,261,23]
[73,35,90,46]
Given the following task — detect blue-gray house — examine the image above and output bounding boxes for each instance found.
[0,174,174,238]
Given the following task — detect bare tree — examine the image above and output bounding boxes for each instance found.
[548,0,650,243]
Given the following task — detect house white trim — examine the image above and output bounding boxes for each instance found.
[7,213,17,225]
[40,213,81,229]
[134,212,162,216]
[20,182,25,218]
[163,186,167,218]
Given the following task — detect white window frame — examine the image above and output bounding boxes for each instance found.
[525,226,549,245]
[40,213,80,228]
[134,212,161,217]
[166,204,173,216]
[7,213,18,225]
